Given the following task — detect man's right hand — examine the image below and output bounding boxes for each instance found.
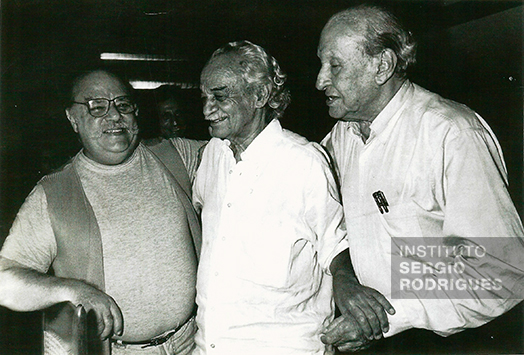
[65,279,124,340]
[0,258,124,340]
[330,250,395,342]
[334,277,395,341]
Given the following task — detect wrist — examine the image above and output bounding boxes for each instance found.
[333,269,360,284]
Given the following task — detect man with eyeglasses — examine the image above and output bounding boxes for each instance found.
[0,70,204,355]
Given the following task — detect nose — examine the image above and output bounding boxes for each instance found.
[105,101,123,121]
[202,97,218,118]
[316,65,330,91]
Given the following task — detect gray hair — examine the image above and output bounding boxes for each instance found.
[208,40,291,121]
[327,4,417,77]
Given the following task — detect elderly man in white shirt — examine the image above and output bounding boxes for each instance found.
[192,40,350,355]
[316,4,524,353]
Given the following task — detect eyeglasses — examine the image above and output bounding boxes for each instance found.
[72,96,136,117]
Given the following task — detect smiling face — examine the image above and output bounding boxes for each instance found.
[316,22,383,122]
[200,53,267,149]
[66,71,139,165]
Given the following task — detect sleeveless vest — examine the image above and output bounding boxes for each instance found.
[40,140,201,354]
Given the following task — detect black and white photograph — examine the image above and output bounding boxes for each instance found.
[1,1,523,354]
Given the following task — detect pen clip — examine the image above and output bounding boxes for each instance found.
[372,190,389,214]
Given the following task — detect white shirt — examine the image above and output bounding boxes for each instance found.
[322,81,524,337]
[192,119,347,355]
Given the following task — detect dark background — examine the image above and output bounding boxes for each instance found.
[1,0,522,353]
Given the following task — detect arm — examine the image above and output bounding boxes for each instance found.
[322,249,395,351]
[0,256,123,340]
[170,137,207,182]
[304,146,395,350]
[0,185,123,340]
[421,123,524,334]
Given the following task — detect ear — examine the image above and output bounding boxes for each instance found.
[254,84,270,109]
[65,108,79,133]
[376,48,397,85]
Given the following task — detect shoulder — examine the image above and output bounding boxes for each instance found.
[200,137,226,155]
[411,84,484,133]
[38,158,76,188]
[279,128,331,167]
[170,137,207,152]
[322,121,351,148]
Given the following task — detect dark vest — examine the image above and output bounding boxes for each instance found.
[40,140,201,354]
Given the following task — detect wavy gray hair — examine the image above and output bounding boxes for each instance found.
[327,4,417,77]
[208,40,291,122]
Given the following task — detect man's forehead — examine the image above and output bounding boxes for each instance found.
[201,55,244,88]
[73,72,129,99]
[318,24,364,56]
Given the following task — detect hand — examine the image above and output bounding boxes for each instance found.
[333,273,395,341]
[65,279,124,340]
[321,315,372,352]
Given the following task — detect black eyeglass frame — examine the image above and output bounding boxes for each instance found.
[72,96,137,118]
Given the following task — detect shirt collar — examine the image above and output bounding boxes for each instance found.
[76,143,142,171]
[368,80,413,140]
[236,119,282,162]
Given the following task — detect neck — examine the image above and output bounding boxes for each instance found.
[353,78,407,142]
[229,115,269,162]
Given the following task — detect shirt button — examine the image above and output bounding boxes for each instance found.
[229,170,233,174]
[215,272,219,276]
[227,203,231,208]
[210,344,215,348]
[222,237,226,241]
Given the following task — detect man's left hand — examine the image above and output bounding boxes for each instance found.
[321,314,372,352]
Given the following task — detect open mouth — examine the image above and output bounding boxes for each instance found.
[208,116,227,125]
[103,127,127,135]
[326,95,339,105]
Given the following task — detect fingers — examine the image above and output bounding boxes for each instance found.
[322,314,346,338]
[372,291,396,315]
[337,340,372,353]
[98,308,114,340]
[96,297,123,340]
[109,299,124,337]
[337,286,395,338]
[322,316,374,353]
[347,304,380,340]
[321,315,366,345]
[68,281,123,340]
[338,292,383,339]
[368,292,395,334]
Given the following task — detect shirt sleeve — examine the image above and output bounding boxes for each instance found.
[303,144,348,274]
[387,123,524,337]
[170,137,207,182]
[0,184,57,273]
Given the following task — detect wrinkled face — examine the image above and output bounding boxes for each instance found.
[200,54,264,145]
[158,98,186,138]
[316,22,381,121]
[67,71,139,165]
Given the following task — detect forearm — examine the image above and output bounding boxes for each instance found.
[0,257,76,311]
[330,248,359,285]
